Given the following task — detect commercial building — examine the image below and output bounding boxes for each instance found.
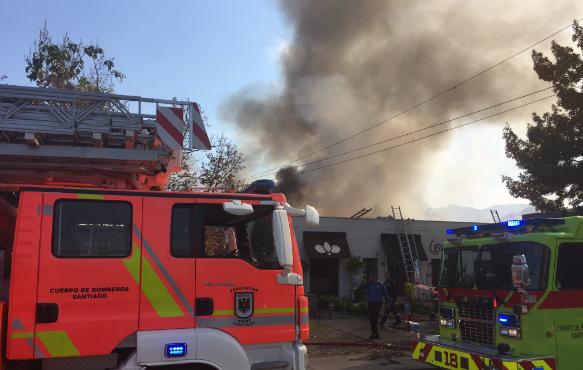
[292,216,474,298]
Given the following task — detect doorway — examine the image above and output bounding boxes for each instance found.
[363,258,378,279]
[309,258,338,295]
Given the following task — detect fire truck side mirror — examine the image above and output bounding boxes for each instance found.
[305,205,319,226]
[273,209,294,268]
[511,254,530,288]
[223,200,254,215]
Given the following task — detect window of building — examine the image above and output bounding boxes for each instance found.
[556,243,583,290]
[52,200,132,258]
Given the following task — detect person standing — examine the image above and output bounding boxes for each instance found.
[359,273,390,339]
[380,271,402,327]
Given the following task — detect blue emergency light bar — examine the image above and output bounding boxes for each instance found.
[240,179,275,195]
[165,343,187,357]
[447,218,565,236]
[498,313,520,326]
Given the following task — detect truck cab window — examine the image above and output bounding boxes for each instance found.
[52,200,132,258]
[195,204,281,270]
[171,205,197,258]
[477,242,550,291]
[556,242,583,290]
[438,246,478,288]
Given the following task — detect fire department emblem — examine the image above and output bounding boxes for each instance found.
[235,292,254,318]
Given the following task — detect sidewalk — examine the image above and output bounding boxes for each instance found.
[308,353,435,369]
[306,313,438,369]
[315,314,414,346]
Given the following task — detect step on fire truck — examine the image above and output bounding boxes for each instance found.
[409,216,583,370]
[0,85,318,370]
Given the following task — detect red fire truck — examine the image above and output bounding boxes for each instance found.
[0,85,318,370]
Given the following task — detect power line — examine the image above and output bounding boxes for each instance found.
[244,86,553,180]
[244,18,581,181]
[273,94,556,180]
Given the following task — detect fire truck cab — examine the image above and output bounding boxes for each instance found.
[0,85,316,370]
[410,217,583,370]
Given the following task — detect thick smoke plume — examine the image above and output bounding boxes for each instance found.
[222,0,579,217]
[273,166,307,204]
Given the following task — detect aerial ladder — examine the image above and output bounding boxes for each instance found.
[0,84,211,191]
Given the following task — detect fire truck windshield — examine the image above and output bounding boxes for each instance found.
[438,246,479,288]
[476,241,551,291]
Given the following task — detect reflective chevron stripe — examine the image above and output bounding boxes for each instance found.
[36,331,80,357]
[411,340,556,370]
[12,330,80,358]
[132,224,194,318]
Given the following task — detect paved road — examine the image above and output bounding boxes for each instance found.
[308,353,435,369]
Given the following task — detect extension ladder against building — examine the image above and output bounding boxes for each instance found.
[391,206,421,284]
[490,209,501,223]
[391,206,435,297]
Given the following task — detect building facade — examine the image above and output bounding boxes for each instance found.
[292,216,474,298]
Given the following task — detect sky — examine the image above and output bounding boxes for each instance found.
[1,1,582,219]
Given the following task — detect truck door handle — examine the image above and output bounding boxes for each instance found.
[36,303,59,324]
[195,298,214,316]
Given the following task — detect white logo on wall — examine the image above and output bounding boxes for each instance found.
[315,242,340,255]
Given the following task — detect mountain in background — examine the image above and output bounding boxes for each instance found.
[424,204,535,223]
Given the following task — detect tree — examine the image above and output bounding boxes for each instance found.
[167,133,247,191]
[502,20,583,211]
[0,24,125,206]
[25,22,124,94]
[199,133,246,189]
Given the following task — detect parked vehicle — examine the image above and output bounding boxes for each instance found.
[0,85,317,370]
[410,217,583,370]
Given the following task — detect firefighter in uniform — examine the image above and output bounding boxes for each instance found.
[379,271,402,327]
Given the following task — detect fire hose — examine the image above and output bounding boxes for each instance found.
[406,312,436,322]
[302,342,411,351]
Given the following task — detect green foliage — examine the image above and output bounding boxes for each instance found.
[503,20,583,211]
[354,288,367,303]
[403,282,416,301]
[25,22,124,93]
[394,299,432,315]
[345,256,366,273]
[319,295,368,317]
[321,294,432,316]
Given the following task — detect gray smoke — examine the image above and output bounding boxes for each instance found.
[273,166,308,205]
[221,0,580,217]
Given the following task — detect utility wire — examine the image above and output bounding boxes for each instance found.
[244,87,553,180]
[273,94,557,180]
[244,18,582,182]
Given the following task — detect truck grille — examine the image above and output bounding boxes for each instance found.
[456,295,495,347]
